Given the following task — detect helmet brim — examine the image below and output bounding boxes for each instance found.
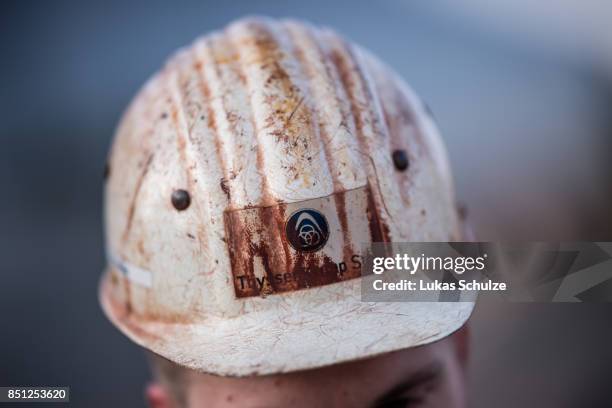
[100,268,473,376]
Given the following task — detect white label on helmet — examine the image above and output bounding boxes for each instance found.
[107,252,153,288]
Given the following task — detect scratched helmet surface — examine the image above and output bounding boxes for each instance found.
[99,16,473,376]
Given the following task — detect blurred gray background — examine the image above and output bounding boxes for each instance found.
[1,0,611,406]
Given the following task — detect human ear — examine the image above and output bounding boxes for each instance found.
[145,383,175,408]
[451,323,470,368]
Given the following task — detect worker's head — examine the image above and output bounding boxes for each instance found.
[99,16,474,407]
[147,325,469,408]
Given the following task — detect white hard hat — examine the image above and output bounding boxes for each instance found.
[99,16,473,376]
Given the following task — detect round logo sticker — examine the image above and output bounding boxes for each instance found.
[285,208,329,252]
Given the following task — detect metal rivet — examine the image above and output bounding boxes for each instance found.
[171,189,191,211]
[392,149,409,171]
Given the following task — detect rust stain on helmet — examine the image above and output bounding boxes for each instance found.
[224,185,389,298]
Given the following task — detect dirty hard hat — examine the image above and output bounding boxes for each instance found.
[99,16,474,376]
